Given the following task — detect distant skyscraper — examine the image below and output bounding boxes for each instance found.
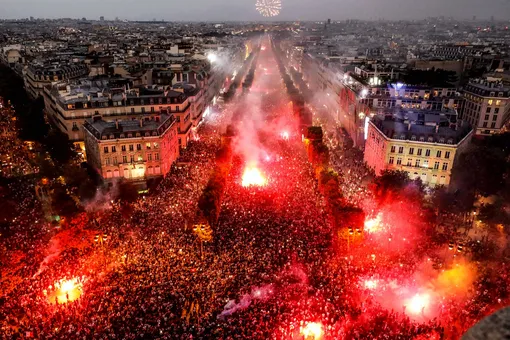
[327,18,331,25]
[472,15,476,21]
[491,15,494,21]
[100,16,105,21]
[30,16,34,21]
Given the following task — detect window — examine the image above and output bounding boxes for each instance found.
[407,159,412,166]
[122,145,126,152]
[141,107,145,113]
[494,108,499,114]
[485,114,490,120]
[409,148,414,155]
[154,153,160,161]
[496,100,501,106]
[442,163,448,171]
[130,155,134,162]
[425,149,431,157]
[483,122,488,128]
[486,107,491,113]
[391,146,396,153]
[445,151,450,159]
[396,158,402,165]
[113,156,118,165]
[137,155,143,161]
[105,157,111,165]
[436,150,442,158]
[434,161,440,170]
[491,122,496,129]
[153,143,159,149]
[146,143,151,150]
[129,145,134,152]
[131,108,135,114]
[137,144,142,151]
[103,146,109,153]
[151,107,155,113]
[111,146,116,153]
[488,99,493,105]
[122,156,127,163]
[148,153,152,161]
[417,149,422,156]
[423,160,429,168]
[398,146,404,154]
[415,159,420,167]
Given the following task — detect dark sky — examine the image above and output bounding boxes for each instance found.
[1,0,510,21]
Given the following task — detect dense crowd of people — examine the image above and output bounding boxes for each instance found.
[1,39,510,340]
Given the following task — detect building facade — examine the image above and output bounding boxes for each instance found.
[364,110,473,187]
[461,79,510,136]
[83,114,179,181]
[43,83,193,151]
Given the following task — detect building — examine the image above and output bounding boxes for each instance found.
[364,109,473,187]
[83,114,179,182]
[43,81,193,151]
[461,79,510,136]
[24,64,89,98]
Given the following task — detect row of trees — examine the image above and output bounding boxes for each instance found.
[223,47,260,102]
[197,135,233,226]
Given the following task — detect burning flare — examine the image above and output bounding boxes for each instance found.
[405,293,431,315]
[300,322,324,339]
[242,166,267,187]
[364,213,383,233]
[48,277,83,304]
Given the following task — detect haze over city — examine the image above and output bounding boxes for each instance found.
[1,0,510,21]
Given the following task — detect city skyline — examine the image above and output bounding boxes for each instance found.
[1,0,510,21]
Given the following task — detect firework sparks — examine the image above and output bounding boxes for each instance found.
[364,279,378,290]
[255,0,282,17]
[242,166,267,187]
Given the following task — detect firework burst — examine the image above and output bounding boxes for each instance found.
[255,0,282,17]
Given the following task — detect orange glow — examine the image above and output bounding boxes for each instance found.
[300,322,324,339]
[242,166,267,187]
[48,278,83,304]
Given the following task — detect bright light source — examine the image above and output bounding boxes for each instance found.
[300,322,324,339]
[364,279,378,290]
[406,293,430,315]
[242,166,267,187]
[281,131,289,140]
[207,53,218,63]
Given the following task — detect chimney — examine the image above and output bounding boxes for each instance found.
[435,124,439,133]
[139,117,143,128]
[115,119,119,129]
[408,122,411,131]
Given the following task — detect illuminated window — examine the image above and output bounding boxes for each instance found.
[415,159,420,167]
[488,99,493,105]
[496,100,501,106]
[146,143,151,149]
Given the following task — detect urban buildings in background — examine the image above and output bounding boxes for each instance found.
[1,17,510,186]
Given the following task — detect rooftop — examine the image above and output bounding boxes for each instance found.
[83,114,175,140]
[370,108,472,145]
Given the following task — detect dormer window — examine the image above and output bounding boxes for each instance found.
[439,138,445,143]
[419,136,425,141]
[128,133,133,138]
[136,133,141,137]
[109,134,114,139]
[447,139,454,144]
[411,135,417,141]
[428,137,434,142]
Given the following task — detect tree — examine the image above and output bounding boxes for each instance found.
[44,130,76,164]
[451,145,506,197]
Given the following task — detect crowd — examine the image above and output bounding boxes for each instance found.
[1,39,510,340]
